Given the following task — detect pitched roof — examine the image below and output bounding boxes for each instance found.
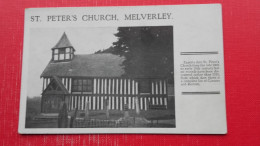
[52,32,73,49]
[52,76,69,94]
[41,53,125,78]
[42,76,69,94]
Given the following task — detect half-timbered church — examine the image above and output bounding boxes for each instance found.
[40,32,174,113]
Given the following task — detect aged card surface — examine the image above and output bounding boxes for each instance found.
[18,4,227,134]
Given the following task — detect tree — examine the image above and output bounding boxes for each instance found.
[98,26,174,81]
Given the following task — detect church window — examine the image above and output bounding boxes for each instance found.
[65,48,70,59]
[53,48,73,61]
[59,49,65,60]
[66,48,70,52]
[72,78,93,93]
[53,49,59,61]
[54,55,58,60]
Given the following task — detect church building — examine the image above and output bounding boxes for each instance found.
[40,32,173,113]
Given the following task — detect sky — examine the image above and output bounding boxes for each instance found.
[27,27,118,97]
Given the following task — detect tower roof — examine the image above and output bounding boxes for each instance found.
[52,32,74,49]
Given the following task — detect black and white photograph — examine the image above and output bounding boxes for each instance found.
[25,26,175,128]
[19,5,227,134]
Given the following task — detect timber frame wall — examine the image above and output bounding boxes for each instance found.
[42,77,169,111]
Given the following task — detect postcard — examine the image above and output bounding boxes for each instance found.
[18,4,227,134]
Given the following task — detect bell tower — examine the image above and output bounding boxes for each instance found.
[52,32,75,62]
